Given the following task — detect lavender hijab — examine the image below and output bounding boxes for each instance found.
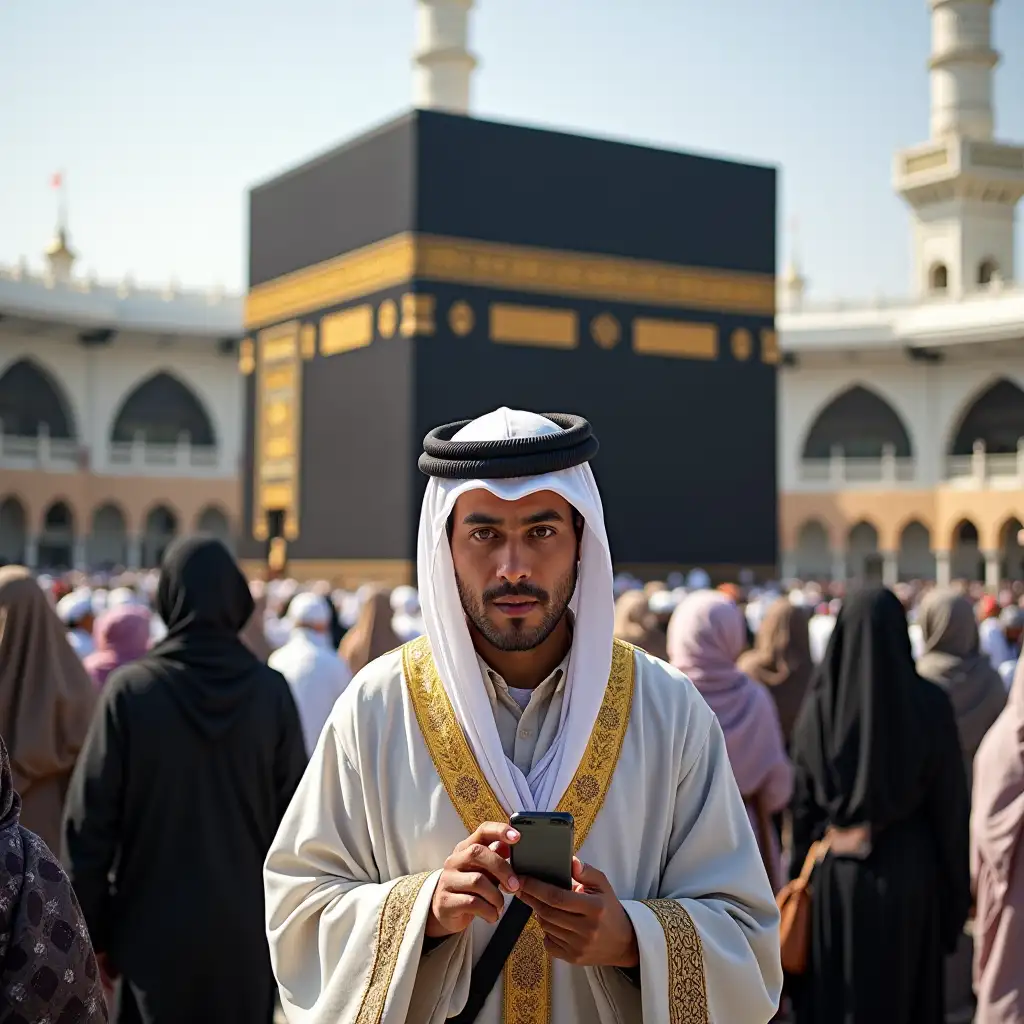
[667,591,793,806]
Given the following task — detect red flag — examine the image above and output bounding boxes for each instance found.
[51,171,62,189]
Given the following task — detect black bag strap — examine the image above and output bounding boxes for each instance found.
[446,897,533,1024]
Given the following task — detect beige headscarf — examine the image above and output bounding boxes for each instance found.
[971,654,1024,1016]
[737,598,813,745]
[917,588,1006,794]
[338,589,401,676]
[0,566,98,850]
[613,590,668,661]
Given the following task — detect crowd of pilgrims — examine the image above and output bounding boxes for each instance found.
[0,542,1021,1023]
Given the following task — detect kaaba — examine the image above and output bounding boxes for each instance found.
[238,109,778,585]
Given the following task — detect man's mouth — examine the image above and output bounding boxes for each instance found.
[491,598,540,617]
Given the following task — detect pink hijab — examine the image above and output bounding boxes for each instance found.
[84,606,152,689]
[667,591,793,880]
[971,655,1024,1021]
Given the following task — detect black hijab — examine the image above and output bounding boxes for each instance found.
[792,587,930,828]
[143,536,266,739]
[0,733,107,1020]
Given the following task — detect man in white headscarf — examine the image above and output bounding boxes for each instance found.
[264,409,781,1024]
[269,592,353,756]
[57,588,96,659]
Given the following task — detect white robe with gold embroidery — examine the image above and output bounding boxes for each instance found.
[265,640,782,1024]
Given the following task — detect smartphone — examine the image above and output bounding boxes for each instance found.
[509,811,575,890]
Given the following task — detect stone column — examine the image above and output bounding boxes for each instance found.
[126,534,142,571]
[882,551,899,588]
[72,537,87,572]
[831,550,847,584]
[24,535,39,570]
[935,550,952,587]
[983,549,1002,591]
[780,552,798,583]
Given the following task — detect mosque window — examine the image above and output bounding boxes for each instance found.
[0,359,75,438]
[950,378,1024,455]
[929,263,948,292]
[110,373,216,447]
[802,385,913,460]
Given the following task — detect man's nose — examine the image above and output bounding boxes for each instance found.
[497,539,531,583]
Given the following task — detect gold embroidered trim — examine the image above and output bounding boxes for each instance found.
[403,636,636,1024]
[403,637,507,831]
[555,639,635,850]
[354,871,432,1024]
[639,899,709,1024]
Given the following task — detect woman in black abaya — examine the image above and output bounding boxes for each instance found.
[789,587,971,1024]
[63,537,307,1024]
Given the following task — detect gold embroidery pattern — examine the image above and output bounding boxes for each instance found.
[555,639,635,850]
[504,916,549,1024]
[639,899,709,1024]
[354,871,433,1024]
[403,637,637,1024]
[403,637,507,830]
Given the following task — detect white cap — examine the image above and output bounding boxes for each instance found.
[57,588,93,625]
[287,592,331,629]
[390,585,420,616]
[648,590,680,616]
[108,587,138,609]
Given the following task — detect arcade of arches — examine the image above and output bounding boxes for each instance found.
[0,485,235,570]
[783,498,1024,587]
[785,378,1024,586]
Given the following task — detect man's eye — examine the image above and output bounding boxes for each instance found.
[471,528,496,542]
[531,526,555,539]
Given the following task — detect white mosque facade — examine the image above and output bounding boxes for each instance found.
[778,0,1024,588]
[0,233,244,570]
[3,0,1022,583]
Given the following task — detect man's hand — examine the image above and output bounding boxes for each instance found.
[518,857,639,968]
[426,822,521,938]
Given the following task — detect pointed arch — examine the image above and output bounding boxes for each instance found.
[793,518,831,580]
[142,503,179,568]
[0,497,27,565]
[39,499,75,570]
[897,520,934,582]
[90,503,129,569]
[949,378,1024,456]
[0,358,76,438]
[999,516,1024,581]
[950,517,982,581]
[110,372,216,446]
[195,505,231,542]
[801,384,913,460]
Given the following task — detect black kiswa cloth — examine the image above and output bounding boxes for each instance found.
[419,413,598,479]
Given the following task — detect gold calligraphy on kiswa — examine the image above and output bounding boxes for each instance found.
[254,322,302,541]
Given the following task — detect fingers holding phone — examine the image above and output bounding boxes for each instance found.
[427,822,522,938]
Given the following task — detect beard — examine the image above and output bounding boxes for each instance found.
[455,565,578,652]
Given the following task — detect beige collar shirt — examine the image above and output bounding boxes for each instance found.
[477,653,570,777]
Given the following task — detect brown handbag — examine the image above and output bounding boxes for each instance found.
[776,837,829,975]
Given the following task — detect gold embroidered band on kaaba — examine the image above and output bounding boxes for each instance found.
[245,233,775,330]
[401,635,636,1024]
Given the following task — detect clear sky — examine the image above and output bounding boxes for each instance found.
[2,0,1022,301]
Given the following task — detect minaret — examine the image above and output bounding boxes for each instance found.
[894,0,1024,298]
[779,219,807,312]
[413,0,477,114]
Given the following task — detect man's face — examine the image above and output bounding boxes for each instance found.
[449,489,579,652]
